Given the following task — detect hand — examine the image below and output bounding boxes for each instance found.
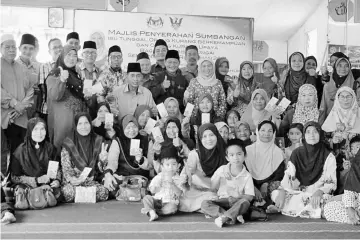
[320,66,328,76]
[260,183,268,198]
[224,75,232,83]
[173,133,181,147]
[183,90,189,101]
[92,117,102,127]
[271,73,278,83]
[162,76,171,89]
[50,180,60,188]
[182,116,190,125]
[310,190,323,209]
[104,122,113,131]
[59,66,69,82]
[233,85,241,98]
[231,76,239,86]
[9,110,21,121]
[343,159,351,170]
[153,141,162,155]
[99,143,109,162]
[156,116,164,129]
[104,173,117,191]
[250,134,257,142]
[70,177,83,186]
[223,168,232,180]
[254,187,263,202]
[83,88,93,98]
[139,129,148,136]
[274,189,286,210]
[14,102,27,114]
[135,148,143,162]
[151,108,158,117]
[308,68,317,77]
[272,107,283,119]
[347,207,360,225]
[37,175,50,184]
[332,132,343,144]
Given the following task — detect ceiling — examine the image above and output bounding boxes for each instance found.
[137,0,325,40]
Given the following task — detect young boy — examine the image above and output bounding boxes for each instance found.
[141,146,186,221]
[201,139,254,228]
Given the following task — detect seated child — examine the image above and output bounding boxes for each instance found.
[284,123,303,164]
[201,139,254,228]
[215,122,230,144]
[141,146,186,221]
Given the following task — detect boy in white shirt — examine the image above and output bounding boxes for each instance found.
[201,139,254,228]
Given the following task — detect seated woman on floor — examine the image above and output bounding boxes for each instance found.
[271,121,337,218]
[60,113,109,203]
[11,117,61,207]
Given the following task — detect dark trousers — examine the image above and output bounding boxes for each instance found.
[3,124,26,154]
[1,187,14,218]
[201,198,250,222]
[142,195,178,216]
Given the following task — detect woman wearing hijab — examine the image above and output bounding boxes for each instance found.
[215,57,231,94]
[234,121,255,147]
[227,61,257,116]
[185,59,227,119]
[240,89,281,133]
[225,109,241,139]
[214,122,230,144]
[254,58,281,98]
[11,118,61,204]
[282,52,317,104]
[134,105,153,137]
[324,148,360,224]
[271,121,337,218]
[279,84,319,137]
[322,52,360,82]
[47,45,87,149]
[164,97,183,122]
[179,123,227,212]
[92,102,119,141]
[149,117,191,174]
[304,56,324,106]
[245,120,285,208]
[60,113,109,203]
[319,57,360,125]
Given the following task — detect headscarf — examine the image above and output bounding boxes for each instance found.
[190,93,216,126]
[305,56,318,68]
[255,58,279,97]
[322,86,360,134]
[196,59,218,87]
[292,84,319,125]
[234,121,253,147]
[290,121,331,186]
[93,102,111,138]
[215,57,229,89]
[330,52,348,63]
[162,117,183,148]
[214,122,229,132]
[332,58,353,88]
[164,97,183,121]
[284,52,309,103]
[237,61,256,104]
[134,105,152,128]
[62,113,103,175]
[344,145,360,193]
[240,89,272,132]
[12,118,57,177]
[245,120,284,180]
[48,45,84,100]
[197,123,227,176]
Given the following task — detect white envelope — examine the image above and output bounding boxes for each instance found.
[277,97,291,113]
[130,139,140,156]
[183,103,195,118]
[144,118,157,134]
[201,113,210,125]
[75,186,96,203]
[151,126,164,143]
[78,167,92,182]
[91,81,104,94]
[157,103,168,119]
[47,161,59,179]
[105,113,114,125]
[83,79,93,90]
[265,97,279,112]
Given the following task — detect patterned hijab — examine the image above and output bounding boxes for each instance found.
[292,84,319,125]
[322,86,360,134]
[196,59,218,87]
[237,61,256,104]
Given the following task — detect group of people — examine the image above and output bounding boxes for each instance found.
[1,31,360,227]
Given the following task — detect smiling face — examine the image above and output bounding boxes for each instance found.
[64,50,78,68]
[336,59,350,77]
[165,58,180,73]
[48,39,63,61]
[290,54,304,71]
[127,72,143,88]
[350,142,360,156]
[66,38,80,51]
[227,112,239,128]
[241,63,253,80]
[166,100,179,117]
[218,126,229,143]
[76,116,91,136]
[82,48,97,65]
[288,127,302,145]
[138,58,151,74]
[137,110,150,127]
[258,123,274,143]
[253,93,266,111]
[124,122,139,139]
[304,126,320,145]
[235,124,251,141]
[31,122,46,143]
[109,52,123,69]
[154,45,167,61]
[199,97,213,113]
[1,40,17,61]
[97,105,110,122]
[161,158,180,173]
[19,44,35,60]
[200,60,214,78]
[185,49,199,65]
[338,90,354,110]
[166,122,179,139]
[305,59,317,73]
[201,129,217,150]
[226,145,245,166]
[263,61,275,77]
[218,61,229,76]
[298,88,316,107]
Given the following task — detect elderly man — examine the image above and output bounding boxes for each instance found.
[1,34,34,153]
[136,52,154,88]
[112,63,157,120]
[180,45,200,83]
[150,39,168,75]
[37,38,63,121]
[66,32,81,52]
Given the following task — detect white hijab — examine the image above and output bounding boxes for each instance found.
[196,59,218,87]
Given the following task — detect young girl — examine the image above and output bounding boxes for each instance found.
[284,123,304,164]
[215,122,230,144]
[226,110,240,140]
[134,105,153,137]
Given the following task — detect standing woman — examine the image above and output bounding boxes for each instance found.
[272,122,337,219]
[215,57,231,94]
[60,113,109,203]
[185,59,227,119]
[179,123,227,212]
[319,57,360,125]
[282,52,317,104]
[47,45,87,149]
[227,61,257,116]
[254,58,280,98]
[304,56,324,106]
[11,118,61,204]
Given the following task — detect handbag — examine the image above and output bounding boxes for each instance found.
[14,185,57,210]
[116,175,148,202]
[14,186,29,210]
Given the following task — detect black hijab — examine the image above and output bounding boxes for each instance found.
[332,57,351,88]
[12,118,57,177]
[305,56,317,67]
[48,45,84,100]
[290,121,331,186]
[344,140,360,193]
[93,102,112,139]
[162,117,183,148]
[197,123,227,177]
[62,113,103,175]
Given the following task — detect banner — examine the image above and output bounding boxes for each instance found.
[74,10,253,75]
[328,44,360,69]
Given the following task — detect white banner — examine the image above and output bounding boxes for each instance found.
[74,10,253,75]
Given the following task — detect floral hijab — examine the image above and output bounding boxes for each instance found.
[292,84,319,125]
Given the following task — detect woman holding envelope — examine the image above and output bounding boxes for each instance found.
[92,102,119,141]
[134,105,153,137]
[11,117,61,205]
[60,113,109,202]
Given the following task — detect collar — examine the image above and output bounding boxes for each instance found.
[226,163,247,179]
[1,57,15,65]
[183,65,198,73]
[17,57,35,69]
[154,62,165,69]
[124,84,143,94]
[79,62,98,72]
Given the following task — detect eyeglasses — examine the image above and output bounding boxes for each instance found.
[51,46,63,51]
[83,52,97,56]
[110,55,122,60]
[339,95,353,101]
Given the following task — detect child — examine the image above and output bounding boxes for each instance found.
[285,123,303,164]
[201,139,254,228]
[215,122,230,144]
[1,187,16,224]
[141,146,186,221]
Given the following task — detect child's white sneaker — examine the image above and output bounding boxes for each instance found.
[214,216,227,228]
[236,215,245,224]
